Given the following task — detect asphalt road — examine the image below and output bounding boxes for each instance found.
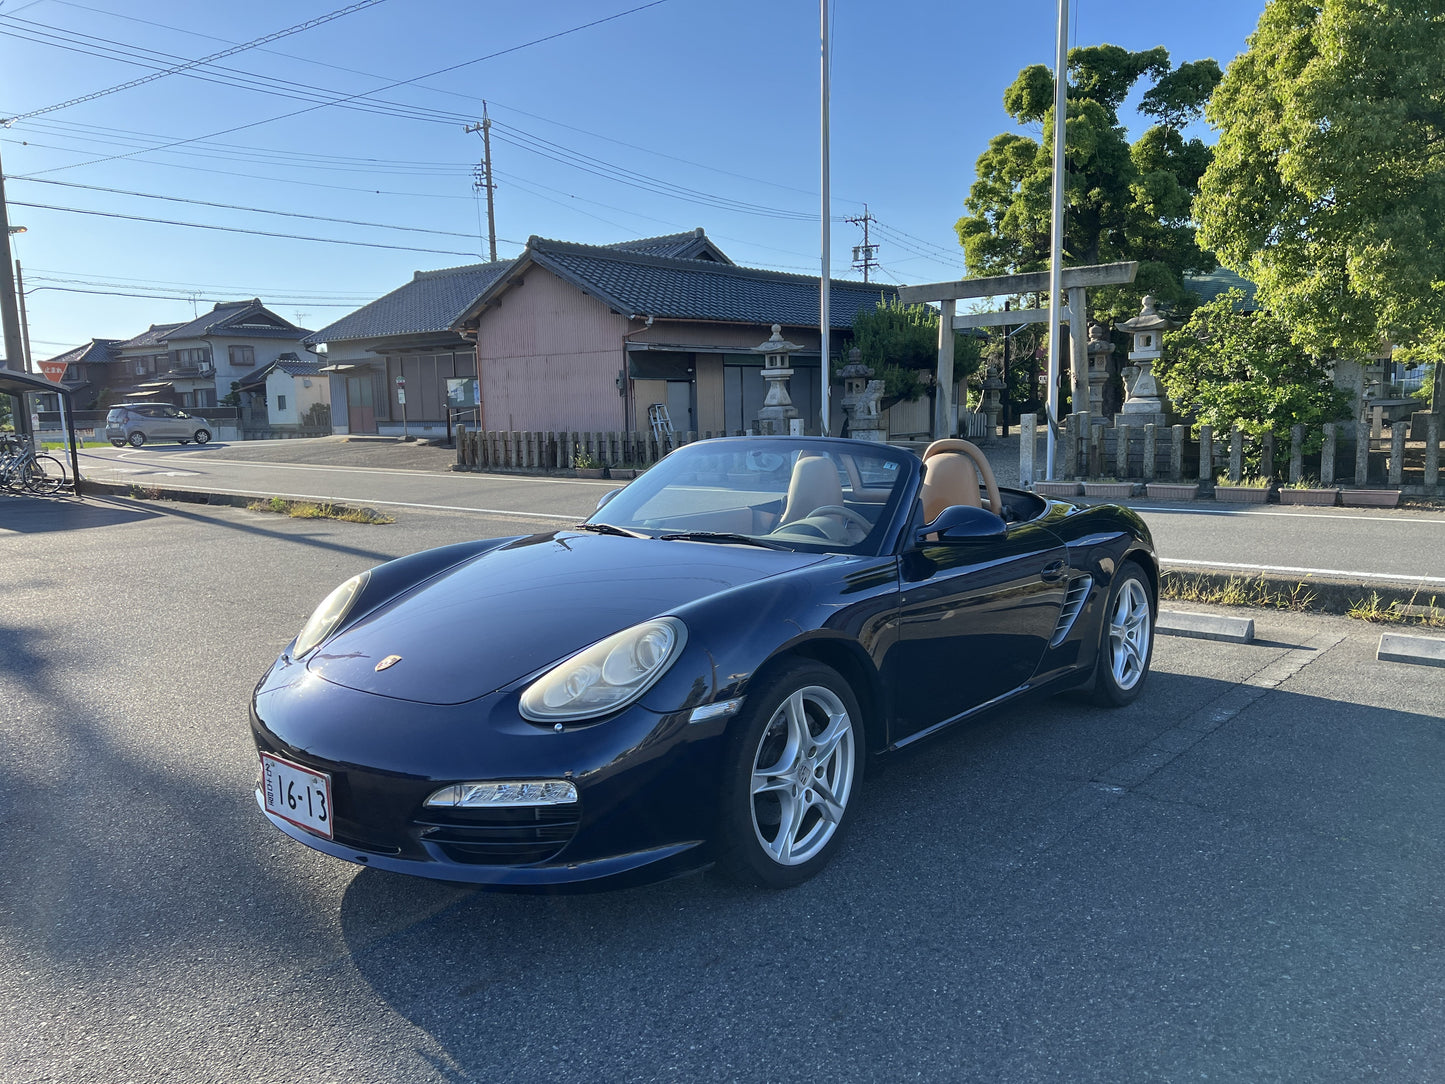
[2,492,1443,1082]
[74,439,1445,589]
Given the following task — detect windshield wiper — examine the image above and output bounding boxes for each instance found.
[571,522,648,539]
[655,530,785,549]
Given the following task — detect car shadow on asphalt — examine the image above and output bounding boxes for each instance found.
[327,673,1445,1082]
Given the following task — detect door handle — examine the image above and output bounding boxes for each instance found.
[1040,560,1067,581]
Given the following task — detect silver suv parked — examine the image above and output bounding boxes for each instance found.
[105,404,214,447]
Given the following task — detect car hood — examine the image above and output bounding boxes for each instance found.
[305,531,829,705]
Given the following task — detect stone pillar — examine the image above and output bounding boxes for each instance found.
[934,299,956,439]
[981,362,1004,439]
[1113,296,1179,429]
[1068,287,1089,415]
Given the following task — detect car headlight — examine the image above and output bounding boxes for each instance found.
[520,617,687,722]
[292,571,369,658]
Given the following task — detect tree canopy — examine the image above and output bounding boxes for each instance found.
[1159,289,1352,453]
[1195,0,1445,359]
[850,298,981,407]
[955,45,1222,324]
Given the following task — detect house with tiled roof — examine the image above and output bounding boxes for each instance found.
[113,323,183,400]
[159,299,314,411]
[450,233,896,436]
[305,259,512,435]
[234,352,329,433]
[36,338,122,408]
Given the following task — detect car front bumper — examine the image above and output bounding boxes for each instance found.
[249,655,730,891]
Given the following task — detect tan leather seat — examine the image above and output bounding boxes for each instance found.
[780,454,844,525]
[919,439,1002,523]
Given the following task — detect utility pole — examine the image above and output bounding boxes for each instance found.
[16,261,33,372]
[464,104,498,263]
[0,143,28,376]
[845,204,878,283]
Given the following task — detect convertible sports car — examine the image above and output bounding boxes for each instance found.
[251,436,1156,890]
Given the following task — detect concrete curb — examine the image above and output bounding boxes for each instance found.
[1160,566,1442,620]
[1377,632,1445,668]
[1157,609,1256,643]
[79,479,385,520]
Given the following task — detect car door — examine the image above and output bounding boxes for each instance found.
[888,517,1068,741]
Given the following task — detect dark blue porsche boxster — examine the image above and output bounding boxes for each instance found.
[251,436,1156,890]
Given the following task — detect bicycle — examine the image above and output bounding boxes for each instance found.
[0,434,69,495]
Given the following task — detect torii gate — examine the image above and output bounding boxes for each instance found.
[896,261,1138,441]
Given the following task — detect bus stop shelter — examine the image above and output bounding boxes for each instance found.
[0,368,82,492]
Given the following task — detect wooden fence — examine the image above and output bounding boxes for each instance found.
[1019,411,1443,493]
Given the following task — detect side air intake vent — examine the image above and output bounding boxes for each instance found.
[1050,575,1093,647]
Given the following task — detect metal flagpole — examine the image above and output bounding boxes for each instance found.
[819,0,831,437]
[1044,0,1069,480]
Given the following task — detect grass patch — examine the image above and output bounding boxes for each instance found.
[246,497,394,524]
[1347,590,1445,628]
[1161,571,1316,611]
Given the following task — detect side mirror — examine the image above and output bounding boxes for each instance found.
[595,487,624,511]
[917,504,1007,544]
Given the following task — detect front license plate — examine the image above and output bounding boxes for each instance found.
[261,753,334,840]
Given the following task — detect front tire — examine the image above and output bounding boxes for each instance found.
[1091,563,1154,707]
[715,661,863,888]
[193,429,211,444]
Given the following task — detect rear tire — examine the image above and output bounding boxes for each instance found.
[1091,563,1154,707]
[24,455,67,495]
[714,661,863,888]
[127,432,146,448]
[110,439,125,448]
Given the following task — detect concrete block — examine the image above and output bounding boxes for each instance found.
[1157,609,1255,644]
[1377,632,1445,668]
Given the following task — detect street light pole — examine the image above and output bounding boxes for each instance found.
[1044,0,1070,480]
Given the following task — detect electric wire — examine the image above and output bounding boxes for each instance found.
[8,200,488,258]
[2,0,390,123]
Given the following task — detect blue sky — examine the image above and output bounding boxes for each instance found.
[1,0,1268,359]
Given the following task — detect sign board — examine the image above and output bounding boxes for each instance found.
[39,361,67,383]
[396,389,406,405]
[446,378,479,410]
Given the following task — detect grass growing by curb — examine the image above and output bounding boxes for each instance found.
[1162,571,1317,611]
[246,496,394,524]
[1347,590,1445,628]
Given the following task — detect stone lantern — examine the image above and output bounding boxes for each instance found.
[1085,322,1116,419]
[1113,296,1179,427]
[752,324,803,435]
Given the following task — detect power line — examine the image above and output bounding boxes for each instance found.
[8,200,489,257]
[14,177,490,241]
[16,0,675,178]
[23,285,362,307]
[2,0,390,124]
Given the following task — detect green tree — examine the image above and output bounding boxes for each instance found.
[1195,0,1445,365]
[850,298,982,407]
[956,45,1222,324]
[1159,289,1352,458]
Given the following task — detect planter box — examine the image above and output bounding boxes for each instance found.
[1082,482,1136,499]
[1213,485,1270,504]
[1340,488,1400,508]
[1278,487,1339,507]
[1032,480,1083,498]
[610,468,638,480]
[1145,482,1200,500]
[574,467,605,479]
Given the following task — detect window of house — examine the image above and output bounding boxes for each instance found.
[276,394,287,411]
[176,348,208,368]
[229,345,255,367]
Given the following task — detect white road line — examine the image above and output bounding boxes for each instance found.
[121,485,579,520]
[1160,557,1445,587]
[89,450,619,485]
[1136,504,1445,525]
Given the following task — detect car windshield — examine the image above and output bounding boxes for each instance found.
[587,438,914,555]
